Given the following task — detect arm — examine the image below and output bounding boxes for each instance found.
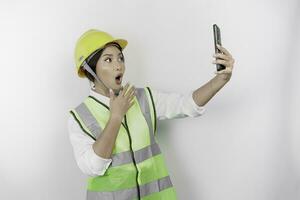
[151,88,206,120]
[68,115,113,176]
[192,74,230,106]
[93,85,135,159]
[92,115,123,159]
[193,44,235,106]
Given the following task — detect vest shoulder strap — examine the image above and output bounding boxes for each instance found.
[145,86,157,135]
[69,98,103,141]
[135,87,157,136]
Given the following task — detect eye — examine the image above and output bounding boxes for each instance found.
[105,58,112,63]
[119,56,125,62]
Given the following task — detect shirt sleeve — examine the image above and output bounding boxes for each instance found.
[150,88,206,120]
[67,114,112,177]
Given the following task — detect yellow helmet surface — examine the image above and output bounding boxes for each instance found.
[74,29,128,78]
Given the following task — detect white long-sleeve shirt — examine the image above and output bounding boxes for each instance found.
[68,88,206,177]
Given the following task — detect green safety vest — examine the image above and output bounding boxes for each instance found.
[69,87,177,200]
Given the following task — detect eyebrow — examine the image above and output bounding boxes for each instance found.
[102,53,123,57]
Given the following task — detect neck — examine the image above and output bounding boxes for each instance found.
[93,82,110,97]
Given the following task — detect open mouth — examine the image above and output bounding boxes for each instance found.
[115,74,123,85]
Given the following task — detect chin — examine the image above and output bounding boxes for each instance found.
[111,84,122,90]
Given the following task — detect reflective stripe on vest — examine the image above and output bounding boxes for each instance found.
[111,142,162,167]
[86,175,173,200]
[135,87,155,144]
[74,101,102,140]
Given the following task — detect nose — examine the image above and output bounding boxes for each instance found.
[112,59,124,71]
[115,65,121,71]
[114,62,123,71]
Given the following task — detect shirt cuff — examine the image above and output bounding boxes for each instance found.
[89,147,112,176]
[188,90,206,116]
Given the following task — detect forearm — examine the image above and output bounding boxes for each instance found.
[192,74,230,106]
[92,115,123,159]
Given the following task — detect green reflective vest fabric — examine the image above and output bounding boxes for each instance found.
[69,87,177,200]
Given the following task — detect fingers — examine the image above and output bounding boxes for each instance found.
[126,88,136,109]
[212,59,227,65]
[212,56,234,70]
[129,100,135,108]
[124,85,136,98]
[129,88,136,99]
[212,45,234,80]
[214,69,231,75]
[119,83,136,108]
[120,82,130,96]
[217,44,232,58]
[213,53,230,61]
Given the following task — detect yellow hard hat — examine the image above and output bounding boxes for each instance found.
[74,29,128,78]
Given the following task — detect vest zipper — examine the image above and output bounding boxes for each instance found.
[124,114,141,200]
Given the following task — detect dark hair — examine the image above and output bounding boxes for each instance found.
[83,42,123,82]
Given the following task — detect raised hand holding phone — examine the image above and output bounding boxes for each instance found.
[212,24,235,81]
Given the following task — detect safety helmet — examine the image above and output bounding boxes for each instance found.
[74,29,128,78]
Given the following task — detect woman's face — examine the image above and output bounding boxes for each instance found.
[95,44,125,91]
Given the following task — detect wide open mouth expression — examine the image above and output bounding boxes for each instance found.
[96,45,125,90]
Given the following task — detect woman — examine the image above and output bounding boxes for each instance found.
[68,29,234,200]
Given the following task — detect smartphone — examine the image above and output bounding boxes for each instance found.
[213,24,226,71]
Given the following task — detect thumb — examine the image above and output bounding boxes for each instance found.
[109,89,115,100]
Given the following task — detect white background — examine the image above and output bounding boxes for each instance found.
[0,0,299,199]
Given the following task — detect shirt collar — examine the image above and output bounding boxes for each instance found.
[89,89,110,106]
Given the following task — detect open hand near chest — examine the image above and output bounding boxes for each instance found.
[109,82,136,120]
